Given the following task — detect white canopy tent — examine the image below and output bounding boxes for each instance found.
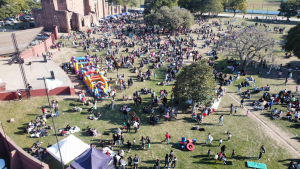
[47,135,90,165]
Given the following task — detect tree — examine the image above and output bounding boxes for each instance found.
[26,0,41,11]
[177,0,190,9]
[143,0,178,15]
[0,0,31,19]
[173,60,217,112]
[221,27,275,70]
[278,0,299,20]
[144,6,194,30]
[222,0,247,16]
[285,23,300,57]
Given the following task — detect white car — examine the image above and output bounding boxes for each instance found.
[0,21,4,26]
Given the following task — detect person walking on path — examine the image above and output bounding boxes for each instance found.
[240,98,244,108]
[218,115,224,126]
[285,77,288,86]
[246,109,250,116]
[258,145,266,160]
[163,132,171,144]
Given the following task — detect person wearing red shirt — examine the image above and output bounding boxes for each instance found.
[163,132,170,144]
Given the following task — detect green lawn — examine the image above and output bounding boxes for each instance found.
[0,17,298,169]
[247,0,281,11]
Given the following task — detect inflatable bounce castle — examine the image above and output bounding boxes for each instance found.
[82,68,109,99]
[71,55,93,77]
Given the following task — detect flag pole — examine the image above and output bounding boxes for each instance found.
[43,77,65,169]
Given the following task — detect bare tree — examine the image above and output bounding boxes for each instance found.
[221,27,275,70]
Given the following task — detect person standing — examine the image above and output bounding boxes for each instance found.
[246,109,250,116]
[164,154,170,168]
[127,140,132,152]
[123,109,128,119]
[163,132,170,144]
[234,106,238,115]
[113,154,118,168]
[54,106,59,117]
[156,159,161,169]
[127,156,132,168]
[252,79,255,87]
[208,149,211,157]
[154,73,157,81]
[205,133,211,144]
[230,104,233,115]
[171,157,177,168]
[228,133,232,141]
[93,100,97,110]
[17,90,22,101]
[148,142,151,151]
[214,153,219,164]
[237,83,241,93]
[297,85,299,92]
[231,149,236,158]
[133,155,139,169]
[258,145,266,160]
[218,138,223,147]
[218,115,224,126]
[240,98,244,108]
[126,120,131,133]
[116,134,121,147]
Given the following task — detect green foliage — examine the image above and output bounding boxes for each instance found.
[222,0,247,16]
[285,23,300,57]
[143,0,178,15]
[144,6,194,30]
[177,0,190,9]
[107,0,137,7]
[173,60,217,106]
[178,0,223,15]
[0,0,40,19]
[278,0,299,19]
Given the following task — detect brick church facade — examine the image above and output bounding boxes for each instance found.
[32,0,128,33]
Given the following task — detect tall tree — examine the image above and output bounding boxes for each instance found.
[177,0,190,9]
[173,60,217,112]
[221,27,275,70]
[143,0,178,15]
[222,0,247,16]
[285,23,300,57]
[144,6,194,30]
[278,0,299,20]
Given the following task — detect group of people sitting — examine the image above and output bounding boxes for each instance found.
[149,115,159,125]
[26,115,51,138]
[87,126,99,137]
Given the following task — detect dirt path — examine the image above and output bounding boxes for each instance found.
[227,92,300,157]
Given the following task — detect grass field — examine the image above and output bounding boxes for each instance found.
[0,17,299,169]
[247,0,281,11]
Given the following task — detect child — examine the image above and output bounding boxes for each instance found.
[123,122,126,130]
[246,109,250,116]
[231,149,236,158]
[228,133,232,141]
[133,138,136,145]
[219,138,223,147]
[214,153,219,164]
[235,106,238,114]
[148,142,150,151]
[208,149,211,157]
[297,85,299,92]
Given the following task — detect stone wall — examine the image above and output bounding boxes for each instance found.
[33,0,125,33]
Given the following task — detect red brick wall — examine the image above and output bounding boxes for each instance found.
[20,34,55,60]
[0,128,49,169]
[0,86,74,101]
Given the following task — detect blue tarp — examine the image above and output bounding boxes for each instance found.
[71,147,113,169]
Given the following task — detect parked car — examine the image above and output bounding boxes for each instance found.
[0,21,4,26]
[30,40,38,46]
[4,21,11,26]
[36,34,49,40]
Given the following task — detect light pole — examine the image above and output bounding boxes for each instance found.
[54,15,60,32]
[251,7,254,19]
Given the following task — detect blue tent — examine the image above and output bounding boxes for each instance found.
[107,15,116,18]
[124,12,130,15]
[70,147,114,169]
